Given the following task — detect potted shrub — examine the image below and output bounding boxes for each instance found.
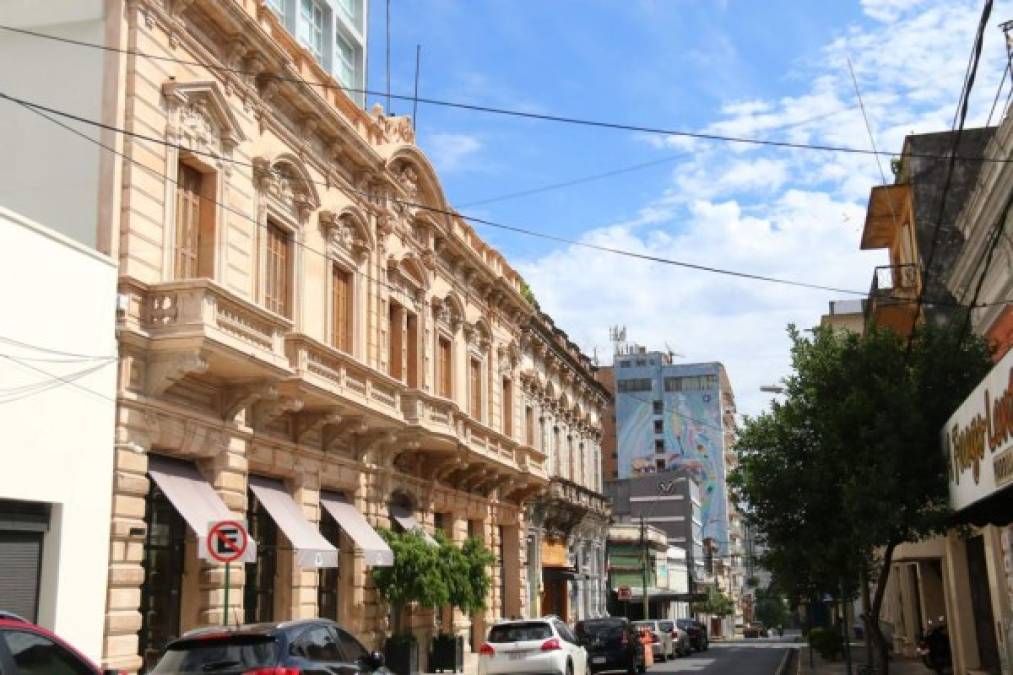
[372,529,449,675]
[429,533,494,672]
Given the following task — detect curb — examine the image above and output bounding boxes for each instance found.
[776,646,799,675]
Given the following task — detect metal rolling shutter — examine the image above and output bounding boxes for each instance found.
[0,530,43,622]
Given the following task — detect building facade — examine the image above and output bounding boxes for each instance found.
[0,207,119,663]
[0,1,607,672]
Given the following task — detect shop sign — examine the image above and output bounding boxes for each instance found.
[942,347,1013,512]
[541,539,569,567]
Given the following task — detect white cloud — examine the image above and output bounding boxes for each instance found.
[425,132,483,173]
[517,0,1013,417]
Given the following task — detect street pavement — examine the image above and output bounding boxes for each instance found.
[643,637,796,674]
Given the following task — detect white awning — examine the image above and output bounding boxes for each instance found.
[248,475,338,568]
[146,455,255,563]
[319,492,393,567]
[389,503,438,546]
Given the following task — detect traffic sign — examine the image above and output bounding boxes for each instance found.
[617,585,633,601]
[207,520,249,564]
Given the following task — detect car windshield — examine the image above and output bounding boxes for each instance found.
[576,620,625,638]
[659,621,674,632]
[676,620,695,629]
[487,623,552,643]
[149,635,280,673]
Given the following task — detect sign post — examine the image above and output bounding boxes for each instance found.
[206,520,250,626]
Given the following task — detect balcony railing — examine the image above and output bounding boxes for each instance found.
[124,278,291,371]
[870,263,919,298]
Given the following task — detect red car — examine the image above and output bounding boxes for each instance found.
[0,611,124,675]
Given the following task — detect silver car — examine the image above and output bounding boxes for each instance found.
[633,620,674,661]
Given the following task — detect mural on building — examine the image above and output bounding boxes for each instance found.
[616,362,729,553]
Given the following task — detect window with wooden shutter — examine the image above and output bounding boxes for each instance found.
[525,406,534,446]
[501,378,512,437]
[265,221,290,317]
[388,303,403,380]
[470,358,482,419]
[332,266,352,352]
[406,312,418,388]
[174,163,203,278]
[437,336,452,398]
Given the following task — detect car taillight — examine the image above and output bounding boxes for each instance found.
[242,669,301,675]
[671,630,678,638]
[479,643,496,656]
[541,638,562,651]
[621,632,628,645]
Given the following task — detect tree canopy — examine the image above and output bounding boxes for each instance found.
[731,323,990,671]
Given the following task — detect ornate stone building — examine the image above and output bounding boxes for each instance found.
[89,1,609,672]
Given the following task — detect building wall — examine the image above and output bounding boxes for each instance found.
[614,357,732,554]
[596,365,618,480]
[0,0,111,249]
[0,207,118,662]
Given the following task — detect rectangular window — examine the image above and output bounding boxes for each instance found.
[502,378,512,437]
[655,439,665,453]
[470,358,482,419]
[335,30,355,88]
[388,303,403,381]
[654,419,664,434]
[525,406,534,446]
[332,266,352,353]
[174,163,215,279]
[406,312,418,388]
[298,0,325,60]
[653,400,663,415]
[437,336,452,398]
[617,378,652,393]
[336,0,357,19]
[664,375,718,392]
[264,221,290,317]
[656,458,666,471]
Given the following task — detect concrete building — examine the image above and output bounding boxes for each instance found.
[940,111,1013,675]
[0,1,607,672]
[819,299,867,334]
[0,207,118,663]
[604,522,670,620]
[596,365,619,481]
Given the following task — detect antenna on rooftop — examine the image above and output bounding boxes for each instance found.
[664,342,684,360]
[609,325,628,356]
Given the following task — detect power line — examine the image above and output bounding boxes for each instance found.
[0,358,115,404]
[904,0,993,356]
[0,22,1009,165]
[0,354,116,405]
[0,90,878,297]
[958,189,1013,338]
[458,106,860,209]
[0,334,117,360]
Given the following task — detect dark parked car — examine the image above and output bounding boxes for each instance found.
[676,619,709,652]
[0,610,125,674]
[575,617,645,675]
[148,619,390,674]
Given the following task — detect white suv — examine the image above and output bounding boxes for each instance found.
[478,617,588,675]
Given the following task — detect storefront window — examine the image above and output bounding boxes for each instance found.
[318,508,341,621]
[244,489,277,624]
[138,484,186,672]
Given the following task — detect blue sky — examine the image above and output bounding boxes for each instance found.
[365,0,1013,415]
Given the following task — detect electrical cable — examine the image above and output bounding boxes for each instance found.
[458,106,860,208]
[903,0,992,357]
[0,22,1008,165]
[985,56,1010,127]
[0,354,116,405]
[0,359,115,404]
[0,90,890,297]
[0,334,118,360]
[958,189,1013,338]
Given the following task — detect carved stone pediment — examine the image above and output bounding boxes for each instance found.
[163,80,245,152]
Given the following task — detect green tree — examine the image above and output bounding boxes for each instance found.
[372,529,449,635]
[693,586,735,617]
[732,324,990,674]
[435,531,495,616]
[753,584,789,629]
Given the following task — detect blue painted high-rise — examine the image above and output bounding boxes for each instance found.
[613,348,736,554]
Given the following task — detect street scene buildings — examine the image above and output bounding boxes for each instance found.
[3,3,1013,675]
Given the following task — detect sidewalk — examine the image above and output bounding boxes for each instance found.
[798,643,926,675]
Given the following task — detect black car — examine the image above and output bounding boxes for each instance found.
[148,619,390,674]
[676,619,709,652]
[575,617,645,675]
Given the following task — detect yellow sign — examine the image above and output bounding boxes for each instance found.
[541,540,568,567]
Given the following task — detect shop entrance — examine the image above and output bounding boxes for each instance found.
[966,535,1000,674]
[541,575,568,621]
[138,483,186,672]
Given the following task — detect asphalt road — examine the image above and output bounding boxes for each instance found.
[643,639,796,674]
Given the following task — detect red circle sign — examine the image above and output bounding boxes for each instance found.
[207,520,249,563]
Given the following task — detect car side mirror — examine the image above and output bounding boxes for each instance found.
[368,650,385,669]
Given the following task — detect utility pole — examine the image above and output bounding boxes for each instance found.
[640,514,649,620]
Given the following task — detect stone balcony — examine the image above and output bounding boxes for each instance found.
[119,278,293,391]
